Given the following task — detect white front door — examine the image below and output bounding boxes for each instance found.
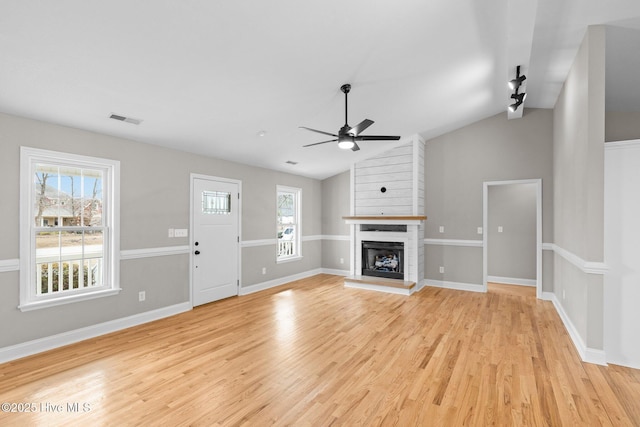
[191,176,240,306]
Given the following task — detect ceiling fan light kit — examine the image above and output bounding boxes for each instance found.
[337,137,355,150]
[300,83,400,152]
[508,65,527,112]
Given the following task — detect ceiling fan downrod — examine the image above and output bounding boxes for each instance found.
[341,84,351,128]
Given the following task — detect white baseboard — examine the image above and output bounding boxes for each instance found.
[423,279,484,293]
[541,292,607,366]
[321,268,350,276]
[604,356,640,370]
[0,302,191,364]
[487,275,536,287]
[239,268,324,295]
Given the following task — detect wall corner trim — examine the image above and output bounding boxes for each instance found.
[547,243,608,275]
[0,302,191,364]
[0,258,20,273]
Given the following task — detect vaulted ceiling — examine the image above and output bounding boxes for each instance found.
[2,1,640,179]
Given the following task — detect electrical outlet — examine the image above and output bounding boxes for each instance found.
[168,228,174,238]
[477,227,483,234]
[439,266,444,274]
[262,267,266,275]
[340,258,344,264]
[439,226,444,233]
[174,229,188,237]
[498,226,503,233]
[138,291,146,302]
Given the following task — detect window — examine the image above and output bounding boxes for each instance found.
[276,185,301,262]
[20,147,120,311]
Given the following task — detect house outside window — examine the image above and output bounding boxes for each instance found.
[276,185,301,262]
[19,147,120,311]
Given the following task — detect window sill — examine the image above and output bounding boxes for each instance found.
[18,288,122,312]
[277,255,303,264]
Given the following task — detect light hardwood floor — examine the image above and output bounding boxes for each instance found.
[1,274,639,426]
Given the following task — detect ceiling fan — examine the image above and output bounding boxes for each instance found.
[300,84,401,151]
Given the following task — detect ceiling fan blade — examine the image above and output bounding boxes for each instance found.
[351,142,360,152]
[355,135,401,141]
[302,139,338,147]
[299,126,338,138]
[348,119,374,137]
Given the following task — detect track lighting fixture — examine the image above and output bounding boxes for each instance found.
[509,91,526,112]
[508,65,527,112]
[508,65,526,90]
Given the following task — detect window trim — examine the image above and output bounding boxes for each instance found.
[19,147,121,311]
[276,185,302,263]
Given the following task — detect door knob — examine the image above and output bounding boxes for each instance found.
[194,250,200,255]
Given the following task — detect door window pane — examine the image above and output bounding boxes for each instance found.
[202,191,231,214]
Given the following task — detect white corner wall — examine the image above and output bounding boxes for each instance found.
[604,140,640,369]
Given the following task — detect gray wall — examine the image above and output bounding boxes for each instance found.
[424,108,554,288]
[488,183,537,281]
[605,112,640,142]
[552,25,606,350]
[320,171,350,271]
[0,112,322,348]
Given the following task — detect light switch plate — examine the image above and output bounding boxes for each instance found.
[174,229,188,237]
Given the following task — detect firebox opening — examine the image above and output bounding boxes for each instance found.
[362,241,404,280]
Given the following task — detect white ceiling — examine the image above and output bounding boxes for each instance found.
[2,1,640,179]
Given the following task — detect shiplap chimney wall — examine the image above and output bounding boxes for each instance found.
[353,137,425,216]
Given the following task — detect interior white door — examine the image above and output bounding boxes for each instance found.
[192,177,239,306]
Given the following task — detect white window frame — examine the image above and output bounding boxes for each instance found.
[276,185,302,263]
[19,147,121,311]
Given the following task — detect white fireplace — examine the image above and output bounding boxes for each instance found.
[344,216,425,294]
[343,135,426,295]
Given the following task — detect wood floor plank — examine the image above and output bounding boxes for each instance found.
[0,275,639,426]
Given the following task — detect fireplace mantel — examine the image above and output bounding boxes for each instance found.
[343,215,426,225]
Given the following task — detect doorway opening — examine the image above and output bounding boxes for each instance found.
[482,179,542,298]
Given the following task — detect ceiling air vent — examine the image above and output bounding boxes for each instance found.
[109,113,142,125]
